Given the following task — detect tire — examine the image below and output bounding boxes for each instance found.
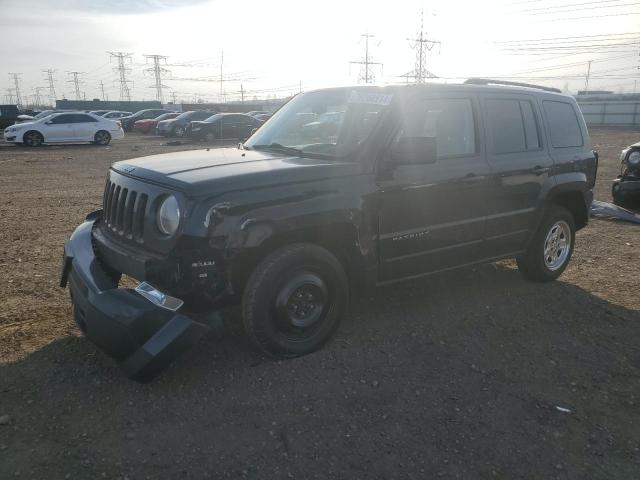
[175,126,185,137]
[241,243,349,358]
[93,130,111,146]
[23,130,43,147]
[517,205,575,282]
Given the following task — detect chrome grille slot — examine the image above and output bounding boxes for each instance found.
[115,188,128,232]
[124,191,136,238]
[102,178,148,244]
[133,194,147,242]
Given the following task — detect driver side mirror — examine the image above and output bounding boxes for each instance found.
[390,137,437,165]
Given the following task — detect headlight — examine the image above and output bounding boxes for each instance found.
[628,151,640,166]
[157,195,180,235]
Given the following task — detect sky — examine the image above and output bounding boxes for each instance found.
[1,0,639,106]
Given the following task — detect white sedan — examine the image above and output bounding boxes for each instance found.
[3,112,124,147]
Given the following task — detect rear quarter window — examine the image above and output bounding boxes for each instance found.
[543,100,583,148]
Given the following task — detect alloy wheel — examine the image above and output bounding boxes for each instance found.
[543,220,571,271]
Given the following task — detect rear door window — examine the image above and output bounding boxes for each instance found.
[486,99,542,153]
[543,101,583,148]
[520,101,540,150]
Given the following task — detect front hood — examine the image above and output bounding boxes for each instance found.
[112,148,360,197]
[10,120,35,128]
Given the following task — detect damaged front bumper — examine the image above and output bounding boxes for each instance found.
[60,216,210,382]
[612,175,640,202]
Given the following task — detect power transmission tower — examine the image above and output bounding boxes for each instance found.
[170,90,178,104]
[43,69,57,105]
[108,51,133,101]
[5,88,15,104]
[143,54,170,103]
[99,80,107,101]
[584,60,592,92]
[33,87,46,107]
[219,50,226,102]
[66,71,84,100]
[349,34,383,84]
[8,73,22,106]
[407,10,440,83]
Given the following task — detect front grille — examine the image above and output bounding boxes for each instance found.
[102,179,148,242]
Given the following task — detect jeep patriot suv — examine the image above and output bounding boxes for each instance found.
[61,80,598,381]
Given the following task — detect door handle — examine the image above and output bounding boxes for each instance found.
[533,165,550,175]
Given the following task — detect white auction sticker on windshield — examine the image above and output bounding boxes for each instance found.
[348,90,393,106]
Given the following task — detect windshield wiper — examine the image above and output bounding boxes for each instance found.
[251,143,304,156]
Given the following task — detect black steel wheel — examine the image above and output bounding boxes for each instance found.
[241,244,348,358]
[93,130,111,146]
[23,130,43,147]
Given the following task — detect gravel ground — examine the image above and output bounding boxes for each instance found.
[0,129,639,479]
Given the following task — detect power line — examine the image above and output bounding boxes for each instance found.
[349,33,383,84]
[143,54,170,103]
[515,0,639,13]
[495,31,640,44]
[108,51,133,101]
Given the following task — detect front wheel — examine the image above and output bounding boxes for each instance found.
[241,244,349,358]
[23,131,43,147]
[175,126,185,137]
[517,206,575,282]
[93,130,111,146]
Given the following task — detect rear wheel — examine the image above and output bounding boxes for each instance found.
[241,244,348,358]
[23,130,43,147]
[175,126,186,137]
[93,130,111,146]
[517,206,575,282]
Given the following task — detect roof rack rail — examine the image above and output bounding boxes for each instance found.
[464,78,562,94]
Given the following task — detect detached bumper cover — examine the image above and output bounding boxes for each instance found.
[612,177,640,198]
[61,218,209,381]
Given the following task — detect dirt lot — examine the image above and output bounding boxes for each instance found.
[0,129,639,479]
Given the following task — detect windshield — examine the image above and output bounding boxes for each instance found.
[175,111,196,120]
[34,111,54,119]
[244,88,391,157]
[204,113,223,123]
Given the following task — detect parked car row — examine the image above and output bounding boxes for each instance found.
[2,104,272,146]
[3,111,124,146]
